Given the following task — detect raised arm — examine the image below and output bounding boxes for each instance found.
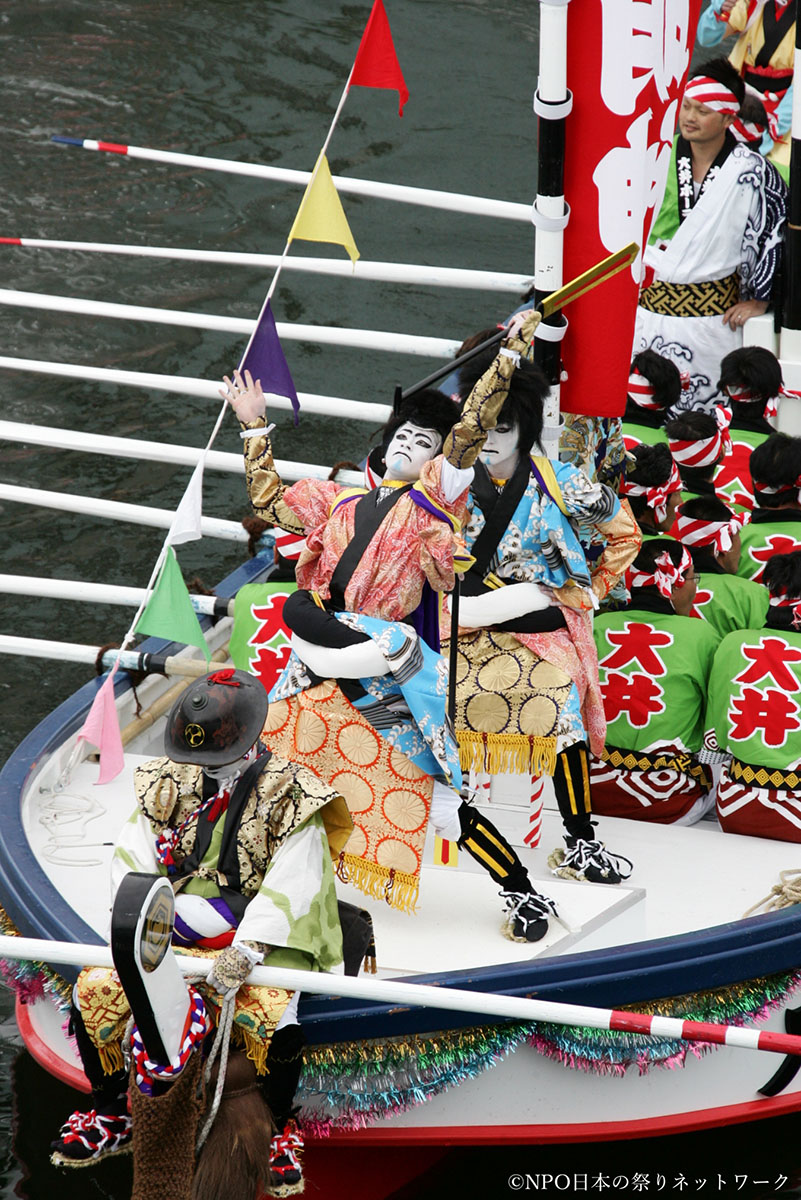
[221,368,306,536]
[443,309,542,470]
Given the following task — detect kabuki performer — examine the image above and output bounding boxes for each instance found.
[635,59,787,408]
[447,325,641,887]
[591,540,720,825]
[706,551,801,841]
[51,669,351,1198]
[225,315,568,943]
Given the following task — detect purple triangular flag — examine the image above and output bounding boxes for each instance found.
[241,301,300,425]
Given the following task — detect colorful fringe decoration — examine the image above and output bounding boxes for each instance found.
[456,731,557,778]
[297,969,801,1134]
[0,903,72,1011]
[335,853,419,914]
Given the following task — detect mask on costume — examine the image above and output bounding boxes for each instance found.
[384,422,442,481]
[480,421,521,479]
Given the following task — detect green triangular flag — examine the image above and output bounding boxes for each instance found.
[135,547,210,662]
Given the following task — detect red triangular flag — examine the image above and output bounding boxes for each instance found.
[349,0,409,116]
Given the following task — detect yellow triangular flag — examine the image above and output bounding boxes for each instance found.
[288,154,359,264]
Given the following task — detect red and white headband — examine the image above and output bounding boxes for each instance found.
[683,77,740,116]
[620,460,683,524]
[674,507,749,555]
[769,589,801,629]
[724,383,783,421]
[627,368,662,411]
[274,527,308,562]
[668,404,732,469]
[629,546,694,599]
[753,470,801,503]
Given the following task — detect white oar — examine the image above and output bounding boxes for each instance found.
[0,421,365,486]
[0,237,531,293]
[0,574,237,614]
[0,635,212,676]
[0,287,458,359]
[0,483,248,541]
[52,137,531,222]
[0,356,390,423]
[0,931,798,1056]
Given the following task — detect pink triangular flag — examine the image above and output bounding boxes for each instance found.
[77,672,124,784]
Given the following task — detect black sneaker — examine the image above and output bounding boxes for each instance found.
[50,1096,132,1168]
[555,836,633,885]
[263,1118,304,1196]
[500,888,558,943]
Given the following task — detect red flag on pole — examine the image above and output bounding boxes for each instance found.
[349,0,409,116]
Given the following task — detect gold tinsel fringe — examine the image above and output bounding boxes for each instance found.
[98,1038,127,1076]
[457,732,557,778]
[229,1021,272,1075]
[336,853,419,914]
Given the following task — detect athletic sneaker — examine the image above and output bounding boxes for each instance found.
[263,1118,304,1196]
[554,835,633,885]
[50,1097,132,1168]
[500,887,558,943]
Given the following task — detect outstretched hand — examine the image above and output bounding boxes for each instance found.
[220,368,266,423]
[504,307,541,345]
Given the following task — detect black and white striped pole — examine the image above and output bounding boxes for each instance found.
[778,13,801,429]
[532,0,571,458]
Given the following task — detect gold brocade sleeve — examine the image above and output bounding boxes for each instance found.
[241,418,306,536]
[442,313,542,470]
[589,498,641,602]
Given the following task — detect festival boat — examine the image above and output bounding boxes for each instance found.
[3,0,801,1191]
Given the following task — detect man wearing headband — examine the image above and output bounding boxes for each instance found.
[619,443,684,537]
[697,0,795,177]
[591,540,720,824]
[665,407,733,503]
[705,551,801,842]
[714,346,784,509]
[674,495,769,638]
[635,58,787,408]
[738,433,801,580]
[621,350,680,452]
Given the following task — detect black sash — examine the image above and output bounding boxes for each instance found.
[464,456,531,586]
[675,133,736,225]
[327,485,412,611]
[171,750,272,922]
[755,0,796,69]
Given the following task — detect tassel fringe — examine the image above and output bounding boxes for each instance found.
[457,731,557,777]
[335,853,419,913]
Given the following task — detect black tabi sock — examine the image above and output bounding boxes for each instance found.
[457,801,531,892]
[553,741,594,840]
[259,1024,306,1132]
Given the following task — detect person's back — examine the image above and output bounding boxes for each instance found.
[592,541,720,823]
[706,551,801,840]
[713,346,782,509]
[737,433,801,580]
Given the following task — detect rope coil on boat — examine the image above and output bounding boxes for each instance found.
[743,869,801,917]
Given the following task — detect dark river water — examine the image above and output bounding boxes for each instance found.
[1,1,801,1196]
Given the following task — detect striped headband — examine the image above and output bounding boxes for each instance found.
[724,384,781,421]
[753,470,801,502]
[627,368,662,411]
[769,590,801,629]
[674,507,749,555]
[683,77,740,115]
[668,404,732,468]
[620,460,683,524]
[630,545,694,599]
[274,527,307,562]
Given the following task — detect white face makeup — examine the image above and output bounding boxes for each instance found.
[384,422,442,481]
[480,421,521,479]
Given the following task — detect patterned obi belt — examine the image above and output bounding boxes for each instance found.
[602,744,712,789]
[638,274,739,318]
[729,757,801,791]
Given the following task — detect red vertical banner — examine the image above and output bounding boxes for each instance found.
[560,0,702,417]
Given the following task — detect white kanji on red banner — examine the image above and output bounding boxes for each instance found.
[600,0,693,115]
